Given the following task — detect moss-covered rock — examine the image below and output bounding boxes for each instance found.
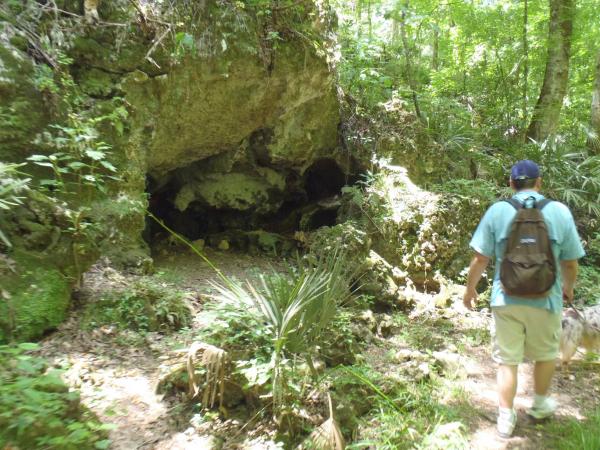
[0,23,49,161]
[175,170,286,214]
[113,5,340,177]
[0,252,70,342]
[105,1,345,232]
[305,222,410,306]
[0,187,102,342]
[339,165,496,287]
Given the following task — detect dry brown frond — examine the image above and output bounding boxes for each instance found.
[186,342,228,409]
[300,393,345,450]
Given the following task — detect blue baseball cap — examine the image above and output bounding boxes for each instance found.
[510,160,540,180]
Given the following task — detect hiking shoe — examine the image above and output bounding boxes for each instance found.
[527,396,557,419]
[497,408,517,438]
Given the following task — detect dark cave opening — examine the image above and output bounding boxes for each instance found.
[304,158,347,201]
[145,157,354,251]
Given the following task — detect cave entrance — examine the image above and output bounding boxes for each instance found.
[304,158,347,201]
[145,157,353,253]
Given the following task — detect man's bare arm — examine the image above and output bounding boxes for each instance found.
[463,252,490,309]
[560,259,578,302]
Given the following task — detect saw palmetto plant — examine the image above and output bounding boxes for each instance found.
[212,252,354,417]
[149,213,356,417]
[528,137,600,219]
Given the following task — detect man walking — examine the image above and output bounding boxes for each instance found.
[463,160,585,438]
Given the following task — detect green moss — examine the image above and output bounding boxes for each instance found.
[78,68,115,97]
[0,32,49,161]
[0,252,70,343]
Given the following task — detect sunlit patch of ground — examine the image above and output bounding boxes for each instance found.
[421,296,600,449]
[38,249,288,449]
[35,250,599,449]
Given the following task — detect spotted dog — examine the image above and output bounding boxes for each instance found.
[560,304,600,363]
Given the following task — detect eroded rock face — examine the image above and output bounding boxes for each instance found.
[123,51,340,177]
[0,24,48,162]
[337,164,495,289]
[101,1,345,232]
[174,169,286,214]
[0,1,346,339]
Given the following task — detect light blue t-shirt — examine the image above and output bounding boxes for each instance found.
[470,190,585,313]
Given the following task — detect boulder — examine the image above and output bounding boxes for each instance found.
[306,223,413,307]
[0,190,101,342]
[339,164,495,287]
[0,254,70,342]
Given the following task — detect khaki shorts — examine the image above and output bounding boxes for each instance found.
[491,305,561,365]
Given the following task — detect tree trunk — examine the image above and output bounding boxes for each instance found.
[432,25,439,71]
[399,0,423,121]
[367,0,372,39]
[522,0,529,131]
[356,0,362,39]
[590,49,600,154]
[526,0,574,142]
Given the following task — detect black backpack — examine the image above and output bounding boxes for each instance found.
[500,197,556,298]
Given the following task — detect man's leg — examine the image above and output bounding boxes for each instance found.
[492,307,524,437]
[498,364,518,408]
[523,308,561,419]
[533,360,556,395]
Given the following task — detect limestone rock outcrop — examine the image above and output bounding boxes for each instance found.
[0,0,346,340]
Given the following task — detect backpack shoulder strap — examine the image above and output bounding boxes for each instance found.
[503,198,523,210]
[536,198,553,210]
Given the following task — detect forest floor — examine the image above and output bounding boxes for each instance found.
[37,248,600,449]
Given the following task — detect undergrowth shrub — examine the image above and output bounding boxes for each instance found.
[198,293,273,358]
[81,279,191,332]
[319,309,362,366]
[521,139,600,224]
[434,178,503,203]
[345,365,470,450]
[583,233,600,266]
[576,266,600,306]
[0,343,111,450]
[541,408,600,450]
[195,250,359,420]
[0,162,30,248]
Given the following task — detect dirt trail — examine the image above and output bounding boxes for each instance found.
[38,249,288,449]
[443,303,600,449]
[36,249,599,449]
[39,315,172,449]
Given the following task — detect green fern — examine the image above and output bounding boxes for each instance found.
[0,163,31,248]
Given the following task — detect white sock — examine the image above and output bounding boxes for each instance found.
[499,406,515,416]
[533,394,549,407]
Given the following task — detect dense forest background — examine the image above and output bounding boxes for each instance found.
[335,0,600,219]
